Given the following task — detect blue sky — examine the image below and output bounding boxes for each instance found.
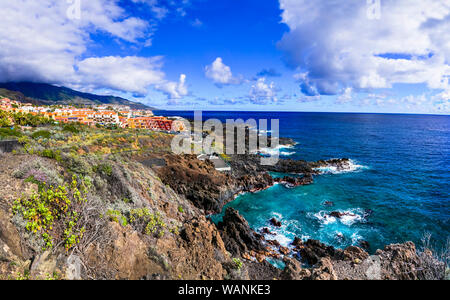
[0,0,449,113]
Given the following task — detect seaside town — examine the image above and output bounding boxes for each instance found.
[0,97,185,132]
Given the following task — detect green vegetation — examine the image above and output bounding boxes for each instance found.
[0,110,52,128]
[62,123,80,133]
[232,258,243,270]
[105,208,169,238]
[0,110,12,127]
[94,163,113,176]
[106,209,128,227]
[14,270,31,281]
[13,175,87,251]
[12,111,53,127]
[129,208,167,237]
[129,207,151,224]
[40,149,62,161]
[0,128,22,139]
[177,206,185,213]
[31,130,51,139]
[145,212,167,237]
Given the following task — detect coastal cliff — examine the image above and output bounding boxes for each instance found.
[0,130,446,280]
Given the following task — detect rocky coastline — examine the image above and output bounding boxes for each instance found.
[0,134,446,280]
[137,148,446,280]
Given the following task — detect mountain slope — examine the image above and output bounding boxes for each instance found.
[0,82,154,110]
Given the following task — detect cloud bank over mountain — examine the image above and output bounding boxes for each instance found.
[0,0,188,98]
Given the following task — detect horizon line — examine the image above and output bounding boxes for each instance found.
[154,109,450,117]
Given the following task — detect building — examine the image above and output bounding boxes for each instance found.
[0,99,186,132]
[127,116,174,131]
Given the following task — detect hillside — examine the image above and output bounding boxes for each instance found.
[0,82,154,110]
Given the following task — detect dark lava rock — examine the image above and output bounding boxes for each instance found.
[261,227,276,235]
[299,239,337,265]
[217,208,265,257]
[339,246,369,261]
[329,211,356,219]
[253,232,265,241]
[270,218,282,227]
[323,201,334,207]
[291,237,303,247]
[281,257,311,280]
[279,246,291,256]
[359,240,370,251]
[245,260,282,280]
[274,174,314,188]
[267,240,280,247]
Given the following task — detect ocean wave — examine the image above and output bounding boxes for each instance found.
[312,208,367,226]
[280,151,296,156]
[315,159,369,174]
[313,211,337,225]
[351,232,364,244]
[258,144,296,156]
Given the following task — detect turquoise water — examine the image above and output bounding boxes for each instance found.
[156,111,450,253]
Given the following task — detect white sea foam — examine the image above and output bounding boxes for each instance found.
[313,211,337,225]
[272,212,283,220]
[280,151,296,156]
[258,144,296,156]
[315,159,369,175]
[313,208,366,226]
[351,232,363,244]
[340,212,364,226]
[272,232,292,247]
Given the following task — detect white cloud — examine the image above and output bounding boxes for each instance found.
[0,0,189,99]
[336,87,353,104]
[76,56,166,95]
[155,74,189,99]
[369,93,450,113]
[279,0,450,100]
[297,95,321,103]
[249,78,278,104]
[205,57,242,86]
[132,0,192,19]
[191,18,203,28]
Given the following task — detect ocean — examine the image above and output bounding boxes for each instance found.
[155,111,450,255]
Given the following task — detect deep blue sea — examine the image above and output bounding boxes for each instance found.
[156,111,450,254]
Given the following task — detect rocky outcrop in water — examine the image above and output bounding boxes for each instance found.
[309,158,352,172]
[217,208,266,257]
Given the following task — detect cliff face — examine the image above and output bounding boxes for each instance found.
[0,150,446,280]
[0,153,237,280]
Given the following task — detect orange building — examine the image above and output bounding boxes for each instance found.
[127,116,176,131]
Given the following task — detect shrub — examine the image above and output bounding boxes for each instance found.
[62,124,80,134]
[127,208,166,238]
[63,153,91,175]
[40,149,62,161]
[12,175,87,251]
[106,209,128,227]
[0,112,12,127]
[31,130,51,139]
[0,128,22,139]
[232,258,243,270]
[94,163,113,176]
[12,112,52,127]
[145,212,166,237]
[178,206,184,213]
